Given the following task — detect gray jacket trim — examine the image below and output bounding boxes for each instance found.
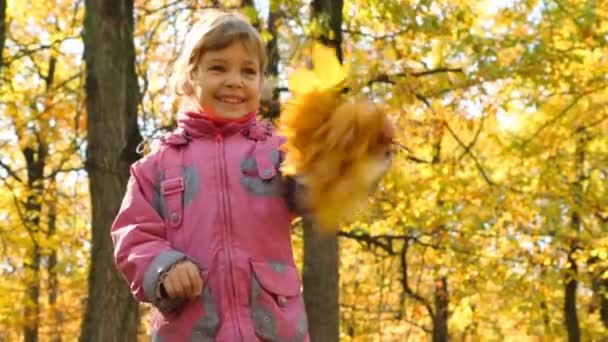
[143,250,188,311]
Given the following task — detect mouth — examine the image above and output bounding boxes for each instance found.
[217,96,245,104]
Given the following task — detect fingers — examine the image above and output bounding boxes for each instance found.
[176,265,194,298]
[188,265,203,298]
[162,275,178,299]
[162,261,204,300]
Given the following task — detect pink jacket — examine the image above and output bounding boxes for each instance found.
[111,113,309,341]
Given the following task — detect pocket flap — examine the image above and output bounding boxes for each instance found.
[251,261,301,297]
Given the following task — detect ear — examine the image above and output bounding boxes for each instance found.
[183,65,202,96]
[182,79,195,96]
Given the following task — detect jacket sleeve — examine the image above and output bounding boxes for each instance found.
[111,161,189,313]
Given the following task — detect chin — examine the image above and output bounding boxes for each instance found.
[222,111,247,119]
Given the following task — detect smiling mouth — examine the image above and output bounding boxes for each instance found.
[217,96,245,104]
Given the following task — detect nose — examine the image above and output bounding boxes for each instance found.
[225,71,244,88]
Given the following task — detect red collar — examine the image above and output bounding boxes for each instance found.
[186,108,257,126]
[177,110,258,138]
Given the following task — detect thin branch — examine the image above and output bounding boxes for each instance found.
[137,0,186,15]
[48,166,85,176]
[443,121,495,187]
[343,28,409,40]
[416,93,495,187]
[577,112,608,133]
[367,68,464,86]
[411,68,464,77]
[458,114,486,161]
[521,91,589,147]
[401,242,436,324]
[338,230,402,254]
[392,142,432,164]
[3,35,80,68]
[0,159,23,183]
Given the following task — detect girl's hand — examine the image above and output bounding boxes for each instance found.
[161,260,203,300]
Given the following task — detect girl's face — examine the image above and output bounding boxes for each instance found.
[193,42,262,119]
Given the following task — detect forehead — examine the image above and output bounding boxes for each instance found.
[200,42,260,65]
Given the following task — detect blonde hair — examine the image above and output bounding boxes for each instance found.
[170,9,267,109]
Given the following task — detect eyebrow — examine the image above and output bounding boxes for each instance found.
[206,58,227,64]
[205,58,257,66]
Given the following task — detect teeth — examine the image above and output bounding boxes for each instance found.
[220,97,243,104]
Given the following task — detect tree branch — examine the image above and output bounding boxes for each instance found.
[0,159,23,183]
[522,91,589,147]
[400,242,436,323]
[367,68,464,86]
[443,120,495,187]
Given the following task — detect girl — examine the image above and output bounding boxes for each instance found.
[111,10,308,341]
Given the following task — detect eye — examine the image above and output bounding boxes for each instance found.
[209,65,225,72]
[243,67,257,75]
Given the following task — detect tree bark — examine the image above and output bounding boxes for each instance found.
[432,277,449,342]
[565,245,580,342]
[47,179,61,342]
[601,277,608,329]
[590,222,608,329]
[261,3,281,119]
[311,0,343,63]
[564,131,586,342]
[80,1,141,341]
[0,0,6,73]
[301,2,343,341]
[22,142,47,342]
[430,115,449,341]
[302,220,340,342]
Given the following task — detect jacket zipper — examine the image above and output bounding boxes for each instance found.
[216,134,243,340]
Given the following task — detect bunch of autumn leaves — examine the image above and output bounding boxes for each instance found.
[279,45,395,232]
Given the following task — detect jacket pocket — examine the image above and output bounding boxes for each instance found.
[250,261,309,342]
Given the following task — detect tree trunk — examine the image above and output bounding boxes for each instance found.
[301,1,344,341]
[311,0,343,62]
[302,220,340,342]
[429,113,448,341]
[0,0,6,73]
[590,221,608,329]
[565,245,580,342]
[601,277,608,329]
[23,244,41,342]
[240,0,259,29]
[266,5,279,77]
[564,131,585,342]
[80,1,141,341]
[21,48,57,342]
[534,267,551,334]
[47,180,61,342]
[432,276,449,342]
[261,3,281,119]
[22,141,47,342]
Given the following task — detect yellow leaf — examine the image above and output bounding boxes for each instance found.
[288,44,346,94]
[451,298,473,332]
[288,70,321,94]
[312,44,346,88]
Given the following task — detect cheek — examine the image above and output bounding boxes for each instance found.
[246,82,262,100]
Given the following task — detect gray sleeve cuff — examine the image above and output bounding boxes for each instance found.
[143,250,188,312]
